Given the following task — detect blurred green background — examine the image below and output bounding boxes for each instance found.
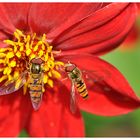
[83,43,140,137]
[19,41,140,137]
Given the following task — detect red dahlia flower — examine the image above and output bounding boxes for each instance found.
[0,3,140,137]
[121,3,140,49]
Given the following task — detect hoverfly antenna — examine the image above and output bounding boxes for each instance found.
[66,61,74,66]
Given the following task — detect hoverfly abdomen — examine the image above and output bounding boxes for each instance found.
[30,92,42,105]
[76,79,88,99]
[29,78,43,107]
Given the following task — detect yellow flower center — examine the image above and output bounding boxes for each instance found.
[0,29,64,93]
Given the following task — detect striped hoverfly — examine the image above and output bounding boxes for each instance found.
[0,58,44,111]
[62,61,108,114]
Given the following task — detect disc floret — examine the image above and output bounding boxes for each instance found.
[0,29,64,90]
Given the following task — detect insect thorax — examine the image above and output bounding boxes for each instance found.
[69,67,82,81]
[31,73,42,79]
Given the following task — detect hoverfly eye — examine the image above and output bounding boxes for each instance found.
[31,64,41,74]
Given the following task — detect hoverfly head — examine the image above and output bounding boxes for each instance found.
[30,58,44,74]
[64,62,76,73]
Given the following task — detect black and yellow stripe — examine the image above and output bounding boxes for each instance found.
[76,79,88,99]
[29,79,42,104]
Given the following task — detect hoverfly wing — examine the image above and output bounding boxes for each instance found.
[0,71,28,95]
[82,69,110,84]
[70,81,77,114]
[81,69,111,92]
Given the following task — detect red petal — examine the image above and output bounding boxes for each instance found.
[54,3,137,55]
[0,31,9,47]
[26,83,84,137]
[0,3,31,33]
[125,26,139,44]
[0,90,31,137]
[121,25,139,49]
[0,4,15,34]
[137,3,140,14]
[28,3,102,36]
[59,54,140,116]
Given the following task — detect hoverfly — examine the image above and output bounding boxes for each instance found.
[0,58,44,111]
[64,62,88,114]
[62,61,108,114]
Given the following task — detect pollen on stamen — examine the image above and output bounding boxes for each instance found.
[0,29,64,94]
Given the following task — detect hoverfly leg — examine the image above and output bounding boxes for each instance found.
[61,77,68,81]
[26,61,30,72]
